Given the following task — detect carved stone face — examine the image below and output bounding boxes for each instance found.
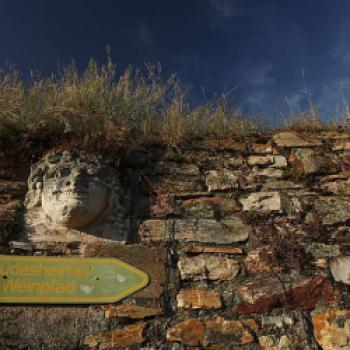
[25,152,129,243]
[41,161,109,229]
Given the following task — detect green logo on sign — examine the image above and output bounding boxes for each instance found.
[0,255,149,304]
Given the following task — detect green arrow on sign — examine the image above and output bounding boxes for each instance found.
[0,255,149,304]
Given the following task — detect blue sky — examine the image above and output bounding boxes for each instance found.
[1,0,350,122]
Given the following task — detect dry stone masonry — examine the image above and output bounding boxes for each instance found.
[1,131,350,348]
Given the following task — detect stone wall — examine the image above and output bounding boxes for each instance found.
[1,131,350,349]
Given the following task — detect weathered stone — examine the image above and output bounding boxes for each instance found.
[320,174,348,184]
[259,335,305,350]
[330,255,350,284]
[166,319,205,347]
[0,306,109,350]
[321,176,350,195]
[319,131,350,140]
[104,303,163,318]
[138,219,172,242]
[236,275,340,314]
[248,155,287,168]
[83,322,145,349]
[251,143,273,154]
[248,155,274,166]
[178,255,240,280]
[312,308,350,350]
[258,335,276,349]
[180,196,241,218]
[7,240,84,256]
[332,139,350,151]
[180,197,216,218]
[205,317,256,346]
[83,244,167,299]
[240,192,281,212]
[314,197,350,225]
[253,166,284,178]
[205,155,243,170]
[280,194,301,217]
[244,247,281,273]
[146,194,182,218]
[256,311,318,350]
[342,152,350,168]
[262,180,304,190]
[315,259,328,268]
[290,149,338,175]
[205,170,238,192]
[174,218,250,244]
[177,288,221,309]
[306,243,341,259]
[152,176,204,194]
[273,132,321,147]
[272,155,288,168]
[224,157,244,168]
[180,245,242,255]
[261,314,294,328]
[149,161,200,176]
[236,274,285,304]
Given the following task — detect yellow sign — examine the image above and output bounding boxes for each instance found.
[0,255,149,304]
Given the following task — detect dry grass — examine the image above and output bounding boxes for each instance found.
[0,57,262,153]
[0,55,348,154]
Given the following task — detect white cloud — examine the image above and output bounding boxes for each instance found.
[209,0,242,17]
[246,64,274,87]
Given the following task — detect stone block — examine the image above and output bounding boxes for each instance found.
[312,309,350,350]
[174,218,250,244]
[138,219,173,242]
[166,319,205,347]
[332,139,350,151]
[236,275,340,314]
[273,132,321,147]
[180,196,241,218]
[205,317,257,346]
[273,155,288,168]
[253,166,284,178]
[103,303,163,318]
[244,247,281,273]
[291,149,339,175]
[330,255,350,284]
[177,288,221,309]
[83,322,145,349]
[178,255,240,280]
[320,176,350,195]
[180,245,242,255]
[248,155,274,166]
[240,192,281,212]
[306,243,341,259]
[205,170,239,192]
[314,197,350,225]
[251,143,273,154]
